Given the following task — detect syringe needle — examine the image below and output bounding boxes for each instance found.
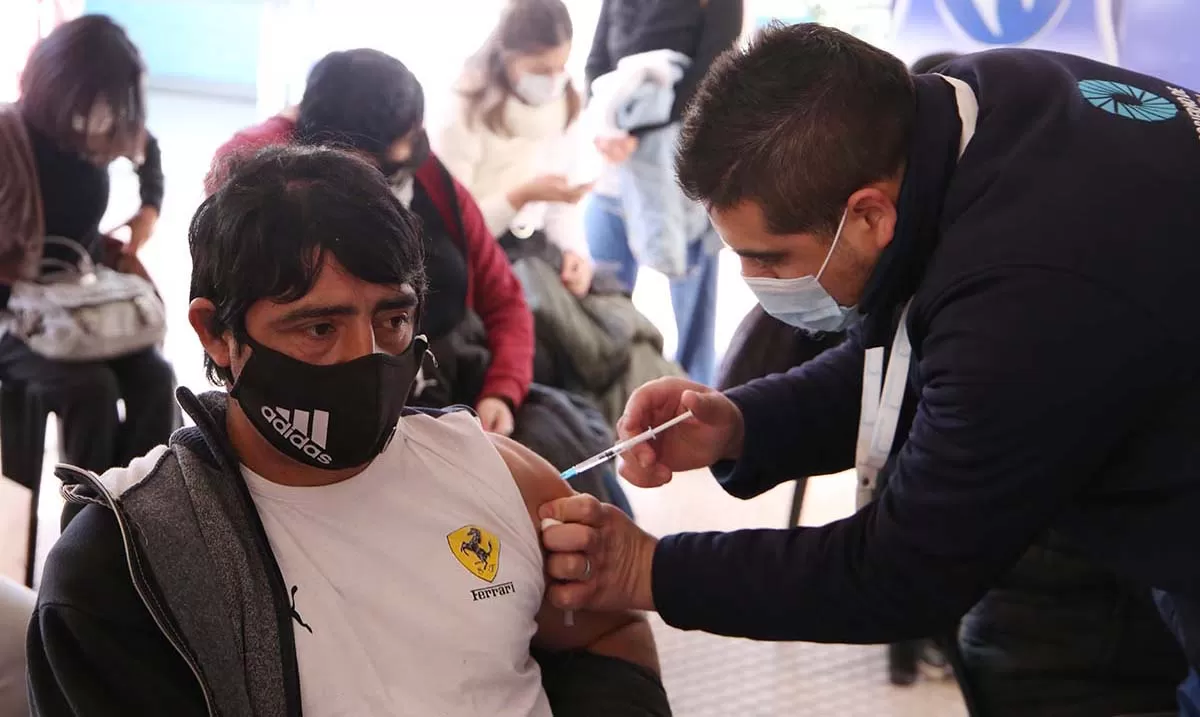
[559,410,694,481]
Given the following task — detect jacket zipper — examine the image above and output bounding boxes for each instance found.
[57,465,217,716]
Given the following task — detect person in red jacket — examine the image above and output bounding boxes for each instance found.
[205,49,533,435]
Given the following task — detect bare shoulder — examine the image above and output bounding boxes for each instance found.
[487,434,573,520]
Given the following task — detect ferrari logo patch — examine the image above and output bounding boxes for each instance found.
[448,525,500,583]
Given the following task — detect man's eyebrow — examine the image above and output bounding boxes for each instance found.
[274,305,358,325]
[374,295,418,312]
[734,248,788,264]
[272,293,417,325]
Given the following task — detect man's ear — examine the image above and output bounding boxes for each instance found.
[188,298,233,373]
[848,185,899,252]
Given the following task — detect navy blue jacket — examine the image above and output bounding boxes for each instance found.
[652,49,1200,670]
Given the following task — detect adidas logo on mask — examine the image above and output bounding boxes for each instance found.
[261,406,333,465]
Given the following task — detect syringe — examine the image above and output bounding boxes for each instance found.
[560,410,695,481]
[547,410,694,627]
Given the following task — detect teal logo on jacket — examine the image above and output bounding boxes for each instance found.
[1078,80,1179,122]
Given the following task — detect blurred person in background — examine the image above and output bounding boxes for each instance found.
[581,0,744,387]
[0,14,176,483]
[435,0,686,443]
[208,48,533,438]
[435,0,593,298]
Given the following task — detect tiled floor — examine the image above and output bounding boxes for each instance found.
[0,90,966,715]
[653,614,964,717]
[622,472,966,716]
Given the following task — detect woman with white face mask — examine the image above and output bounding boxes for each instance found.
[0,15,177,534]
[434,0,595,297]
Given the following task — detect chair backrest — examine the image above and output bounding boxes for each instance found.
[0,575,35,715]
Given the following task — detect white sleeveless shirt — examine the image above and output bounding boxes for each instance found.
[242,410,550,717]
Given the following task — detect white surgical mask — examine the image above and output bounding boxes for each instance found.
[742,208,862,334]
[71,101,114,136]
[514,71,567,106]
[390,175,414,209]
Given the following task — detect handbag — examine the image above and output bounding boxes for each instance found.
[5,236,166,362]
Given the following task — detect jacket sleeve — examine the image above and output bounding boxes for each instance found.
[584,0,614,93]
[27,506,207,716]
[136,132,164,212]
[0,106,43,285]
[672,0,744,115]
[651,268,1169,643]
[713,326,865,499]
[453,177,535,408]
[434,104,518,238]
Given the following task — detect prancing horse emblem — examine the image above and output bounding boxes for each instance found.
[447,525,500,583]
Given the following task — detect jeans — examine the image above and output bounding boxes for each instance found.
[0,337,179,527]
[959,541,1187,717]
[584,194,717,386]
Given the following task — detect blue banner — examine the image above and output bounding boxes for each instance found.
[1117,0,1200,89]
[890,0,1200,89]
[890,0,1118,65]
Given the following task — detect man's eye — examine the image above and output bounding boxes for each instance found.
[379,314,411,331]
[758,255,791,273]
[306,323,336,338]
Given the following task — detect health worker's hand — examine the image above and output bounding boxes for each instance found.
[617,378,744,488]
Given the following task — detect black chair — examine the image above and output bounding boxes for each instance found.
[0,382,51,588]
[715,304,845,530]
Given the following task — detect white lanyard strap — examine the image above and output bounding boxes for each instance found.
[851,75,977,509]
[855,302,913,508]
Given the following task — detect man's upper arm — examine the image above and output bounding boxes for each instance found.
[28,505,206,715]
[0,107,41,278]
[715,327,866,498]
[488,435,660,675]
[136,132,164,211]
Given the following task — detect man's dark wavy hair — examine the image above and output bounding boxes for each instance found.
[188,145,427,384]
[295,49,424,157]
[677,22,915,237]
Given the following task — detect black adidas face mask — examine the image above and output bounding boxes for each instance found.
[231,335,427,470]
